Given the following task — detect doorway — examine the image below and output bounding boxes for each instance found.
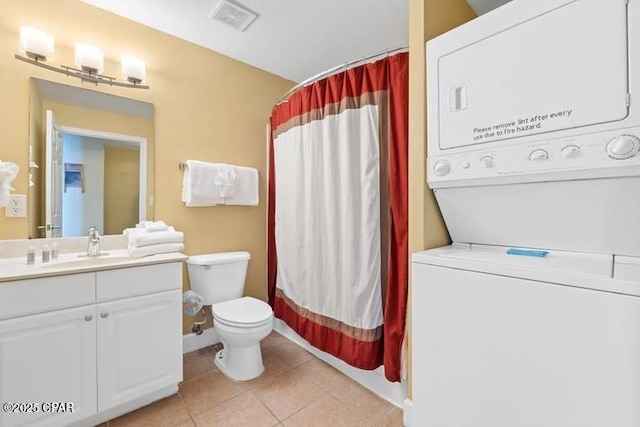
[60,128,146,237]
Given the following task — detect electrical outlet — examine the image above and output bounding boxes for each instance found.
[5,194,27,218]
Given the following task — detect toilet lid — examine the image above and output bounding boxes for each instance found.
[212,296,273,325]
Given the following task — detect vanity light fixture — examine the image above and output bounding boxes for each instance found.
[75,43,104,74]
[121,55,146,85]
[14,26,149,89]
[19,26,54,61]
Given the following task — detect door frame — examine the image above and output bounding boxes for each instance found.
[45,110,63,238]
[60,126,148,224]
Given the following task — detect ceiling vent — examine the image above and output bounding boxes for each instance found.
[209,0,259,32]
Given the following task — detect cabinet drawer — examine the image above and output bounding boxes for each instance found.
[97,262,182,302]
[0,273,95,321]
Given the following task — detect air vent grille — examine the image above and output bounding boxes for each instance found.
[210,0,259,32]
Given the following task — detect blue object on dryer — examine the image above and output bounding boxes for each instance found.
[507,248,549,257]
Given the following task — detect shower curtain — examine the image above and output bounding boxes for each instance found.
[268,53,408,382]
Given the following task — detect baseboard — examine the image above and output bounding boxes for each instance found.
[182,327,220,354]
[403,398,412,427]
[273,318,408,408]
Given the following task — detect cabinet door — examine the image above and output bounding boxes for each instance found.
[0,305,97,427]
[97,290,182,412]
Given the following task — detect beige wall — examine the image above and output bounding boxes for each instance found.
[104,147,140,235]
[0,0,294,334]
[407,0,476,397]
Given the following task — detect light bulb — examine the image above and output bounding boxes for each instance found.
[75,43,104,74]
[121,55,146,84]
[19,27,54,61]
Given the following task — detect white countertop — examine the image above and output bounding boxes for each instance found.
[0,250,187,283]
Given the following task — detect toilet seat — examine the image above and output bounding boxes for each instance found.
[212,296,273,327]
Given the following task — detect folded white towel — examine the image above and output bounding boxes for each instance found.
[128,227,184,248]
[222,166,259,206]
[215,164,238,198]
[181,160,224,207]
[136,220,169,232]
[128,242,184,258]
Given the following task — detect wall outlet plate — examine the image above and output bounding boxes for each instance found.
[5,194,27,218]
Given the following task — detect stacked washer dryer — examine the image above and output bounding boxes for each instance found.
[412,0,640,426]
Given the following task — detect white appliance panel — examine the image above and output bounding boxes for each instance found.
[438,244,613,278]
[427,126,640,187]
[425,0,640,257]
[434,177,640,256]
[616,256,640,282]
[438,0,628,150]
[412,261,640,427]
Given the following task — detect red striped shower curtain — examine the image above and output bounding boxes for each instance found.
[268,53,408,382]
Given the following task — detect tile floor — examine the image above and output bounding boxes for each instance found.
[101,331,403,427]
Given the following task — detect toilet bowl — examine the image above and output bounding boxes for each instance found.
[185,252,273,381]
[212,297,273,381]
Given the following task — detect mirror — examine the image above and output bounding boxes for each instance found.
[28,78,154,238]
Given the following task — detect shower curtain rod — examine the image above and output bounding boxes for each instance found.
[275,45,408,107]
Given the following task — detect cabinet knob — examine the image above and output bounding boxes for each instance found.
[84,315,93,322]
[101,312,109,319]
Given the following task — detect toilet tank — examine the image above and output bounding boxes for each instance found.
[186,251,251,305]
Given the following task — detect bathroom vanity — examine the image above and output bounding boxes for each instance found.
[0,243,186,427]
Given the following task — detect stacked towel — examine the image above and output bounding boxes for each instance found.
[126,220,184,257]
[136,220,170,232]
[128,227,184,247]
[128,242,184,258]
[181,160,259,207]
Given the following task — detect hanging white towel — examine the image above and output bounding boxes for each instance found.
[181,160,224,207]
[128,242,185,258]
[0,161,19,208]
[127,227,184,248]
[222,166,259,206]
[215,164,238,198]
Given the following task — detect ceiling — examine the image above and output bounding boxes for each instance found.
[81,0,510,84]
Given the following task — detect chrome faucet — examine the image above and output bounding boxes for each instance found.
[87,227,101,257]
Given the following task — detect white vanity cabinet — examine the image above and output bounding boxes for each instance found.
[0,259,184,427]
[96,264,182,412]
[0,304,98,427]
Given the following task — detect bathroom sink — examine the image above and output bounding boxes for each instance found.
[43,252,133,268]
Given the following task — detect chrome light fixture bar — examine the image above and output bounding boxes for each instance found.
[16,26,149,90]
[13,54,150,89]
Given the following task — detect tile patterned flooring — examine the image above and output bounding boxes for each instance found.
[101,331,403,427]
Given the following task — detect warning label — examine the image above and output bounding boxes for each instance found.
[472,109,574,142]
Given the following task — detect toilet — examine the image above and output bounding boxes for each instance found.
[186,251,273,381]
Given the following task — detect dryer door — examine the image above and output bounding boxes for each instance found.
[436,0,629,150]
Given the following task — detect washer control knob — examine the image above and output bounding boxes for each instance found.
[529,149,549,162]
[561,145,581,159]
[480,156,494,168]
[434,160,451,177]
[606,135,640,159]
